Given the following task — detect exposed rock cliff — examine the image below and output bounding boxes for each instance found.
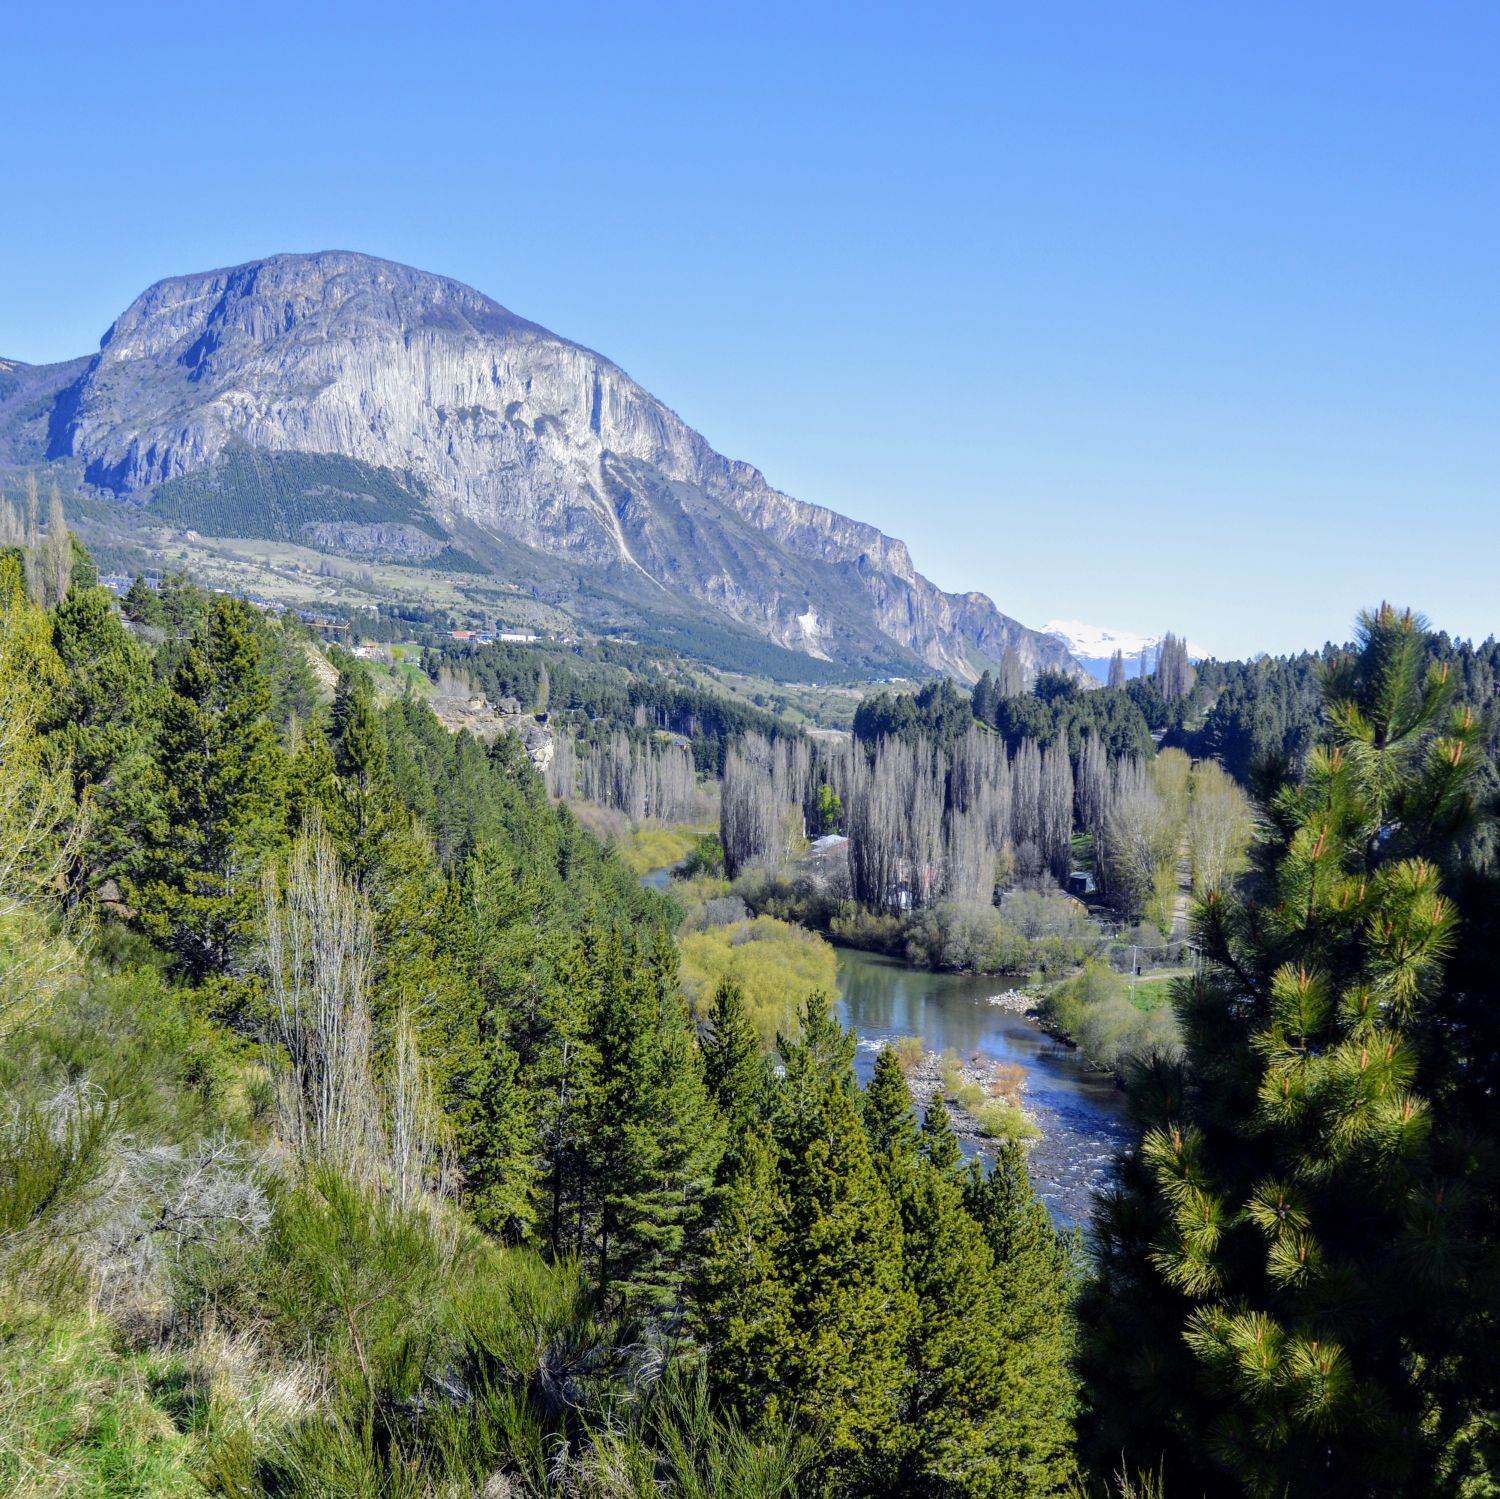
[38,251,1079,682]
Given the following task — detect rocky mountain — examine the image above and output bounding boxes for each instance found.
[10,251,1082,682]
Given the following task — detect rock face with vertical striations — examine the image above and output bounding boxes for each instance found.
[28,250,1081,681]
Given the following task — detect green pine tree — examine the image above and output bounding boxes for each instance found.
[1081,604,1493,1497]
[703,976,762,1132]
[864,1045,920,1161]
[455,1037,538,1241]
[135,597,287,979]
[42,582,161,902]
[582,926,718,1315]
[964,1144,1079,1496]
[701,1001,914,1479]
[921,1090,963,1176]
[122,573,163,627]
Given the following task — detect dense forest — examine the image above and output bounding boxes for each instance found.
[5,488,1500,1498]
[0,521,1076,1498]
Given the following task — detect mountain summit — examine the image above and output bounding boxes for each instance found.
[27,250,1080,681]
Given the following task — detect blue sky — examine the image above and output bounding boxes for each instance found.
[3,1,1496,659]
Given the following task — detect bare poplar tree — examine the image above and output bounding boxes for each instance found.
[1011,739,1043,851]
[1040,740,1075,881]
[998,646,1025,699]
[1106,649,1126,690]
[44,485,71,607]
[263,823,384,1179]
[1100,758,1175,918]
[22,472,41,602]
[577,731,697,822]
[1154,631,1195,702]
[547,732,577,799]
[1075,732,1110,843]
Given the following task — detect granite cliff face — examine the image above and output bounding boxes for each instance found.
[40,251,1078,681]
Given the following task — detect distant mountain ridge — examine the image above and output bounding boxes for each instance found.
[1045,619,1209,683]
[4,250,1084,682]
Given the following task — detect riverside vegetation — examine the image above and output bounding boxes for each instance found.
[3,500,1500,1497]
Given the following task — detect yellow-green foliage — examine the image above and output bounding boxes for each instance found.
[935,1050,1039,1142]
[1045,960,1182,1072]
[613,822,705,877]
[677,916,837,1048]
[891,1035,925,1072]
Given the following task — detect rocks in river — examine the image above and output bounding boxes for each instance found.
[985,987,1041,1016]
[897,1045,1038,1148]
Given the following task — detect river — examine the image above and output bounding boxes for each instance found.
[833,946,1132,1226]
[642,863,1130,1226]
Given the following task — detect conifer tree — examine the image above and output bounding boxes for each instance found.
[455,1036,537,1241]
[864,1046,920,1160]
[43,581,160,900]
[702,976,762,1132]
[696,1120,795,1411]
[136,597,288,979]
[971,669,1000,727]
[887,1154,1017,1497]
[703,1001,911,1477]
[1081,605,1493,1497]
[920,1089,963,1176]
[965,1143,1079,1495]
[583,927,718,1315]
[122,573,163,626]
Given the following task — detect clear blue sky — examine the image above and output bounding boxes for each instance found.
[4,1,1497,659]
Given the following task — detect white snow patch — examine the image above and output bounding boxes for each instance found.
[1044,619,1211,662]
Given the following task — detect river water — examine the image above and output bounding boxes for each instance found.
[834,947,1132,1226]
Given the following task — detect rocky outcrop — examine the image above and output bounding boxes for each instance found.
[299,521,446,562]
[40,251,1081,682]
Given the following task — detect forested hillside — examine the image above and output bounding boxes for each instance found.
[0,519,1077,1498]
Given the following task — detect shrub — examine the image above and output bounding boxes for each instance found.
[1044,961,1182,1073]
[677,917,837,1048]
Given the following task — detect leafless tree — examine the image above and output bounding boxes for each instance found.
[22,472,41,601]
[997,646,1025,699]
[43,484,71,608]
[263,823,446,1204]
[1154,631,1195,702]
[1100,758,1176,917]
[263,822,383,1179]
[1076,732,1110,846]
[720,733,809,875]
[578,731,697,823]
[1011,739,1043,852]
[1040,740,1075,880]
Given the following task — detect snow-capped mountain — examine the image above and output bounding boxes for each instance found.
[1044,620,1210,683]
